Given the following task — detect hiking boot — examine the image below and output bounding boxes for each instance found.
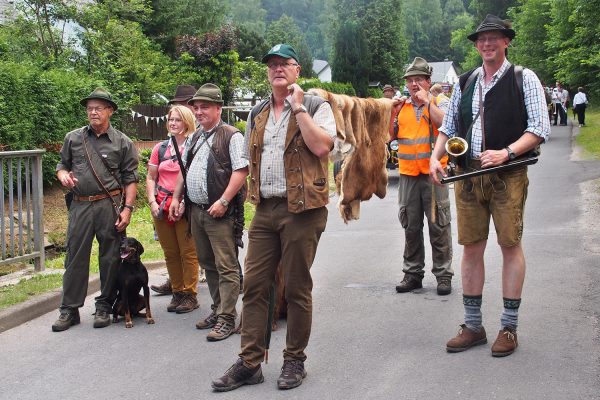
[446,324,487,352]
[207,320,235,341]
[211,358,264,392]
[167,292,184,312]
[277,359,307,390]
[93,310,111,329]
[491,327,518,357]
[395,274,423,293]
[196,310,218,329]
[150,278,172,295]
[437,278,452,295]
[175,294,199,314]
[52,310,80,332]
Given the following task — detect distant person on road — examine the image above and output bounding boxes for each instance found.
[169,83,248,342]
[146,105,199,314]
[572,87,588,127]
[382,84,395,99]
[212,43,336,392]
[391,57,454,296]
[52,88,139,332]
[552,82,568,126]
[429,15,550,357]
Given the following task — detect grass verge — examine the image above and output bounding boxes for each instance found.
[575,107,600,158]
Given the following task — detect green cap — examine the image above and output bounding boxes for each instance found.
[261,44,300,64]
[80,87,118,111]
[402,57,433,79]
[188,83,224,105]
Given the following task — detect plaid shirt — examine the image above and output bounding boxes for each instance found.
[186,121,248,205]
[441,59,551,158]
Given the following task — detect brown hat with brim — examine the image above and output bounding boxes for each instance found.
[80,87,118,111]
[382,84,394,92]
[188,83,224,105]
[169,85,197,104]
[468,14,516,42]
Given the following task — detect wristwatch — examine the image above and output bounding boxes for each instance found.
[122,204,135,212]
[219,197,230,207]
[505,146,516,161]
[293,105,308,116]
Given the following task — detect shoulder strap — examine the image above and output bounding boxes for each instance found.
[514,65,524,101]
[158,139,175,164]
[170,135,187,181]
[460,67,481,93]
[85,130,122,190]
[250,99,270,130]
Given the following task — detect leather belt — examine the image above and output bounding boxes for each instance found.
[74,189,122,202]
[192,202,210,210]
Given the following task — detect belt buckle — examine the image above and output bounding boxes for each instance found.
[87,195,95,201]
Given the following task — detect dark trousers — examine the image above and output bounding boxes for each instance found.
[575,104,586,125]
[239,198,327,367]
[553,103,567,125]
[60,197,121,314]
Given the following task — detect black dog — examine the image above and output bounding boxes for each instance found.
[112,237,155,328]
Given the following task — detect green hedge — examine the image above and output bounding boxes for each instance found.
[0,61,100,186]
[298,78,356,96]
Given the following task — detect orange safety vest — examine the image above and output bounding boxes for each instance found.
[396,101,447,176]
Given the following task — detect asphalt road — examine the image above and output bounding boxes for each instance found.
[1,123,599,400]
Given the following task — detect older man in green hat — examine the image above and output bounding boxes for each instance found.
[391,57,454,297]
[169,83,248,341]
[52,88,139,332]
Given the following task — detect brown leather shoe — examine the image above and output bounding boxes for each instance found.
[151,278,172,295]
[175,294,199,314]
[437,278,452,295]
[446,324,487,352]
[212,358,264,392]
[491,327,518,357]
[207,320,235,341]
[395,274,423,293]
[277,360,307,390]
[167,292,184,312]
[196,310,218,329]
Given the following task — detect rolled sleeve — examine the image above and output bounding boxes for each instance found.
[120,140,140,185]
[523,69,551,142]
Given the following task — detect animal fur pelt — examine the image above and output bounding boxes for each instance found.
[308,89,395,223]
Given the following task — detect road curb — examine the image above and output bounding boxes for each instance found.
[0,260,165,334]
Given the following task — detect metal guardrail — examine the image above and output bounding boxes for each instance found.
[0,150,45,271]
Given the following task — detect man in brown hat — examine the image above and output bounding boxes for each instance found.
[212,43,336,392]
[382,84,395,99]
[52,88,139,332]
[391,57,454,296]
[169,83,248,342]
[430,14,550,357]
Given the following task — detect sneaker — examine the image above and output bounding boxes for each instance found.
[395,274,423,293]
[167,292,184,312]
[175,294,199,314]
[93,310,111,329]
[437,278,452,295]
[211,358,264,392]
[206,320,235,341]
[446,324,487,352]
[150,278,172,295]
[277,360,307,390]
[491,327,518,357]
[198,269,207,283]
[51,310,80,332]
[196,310,218,330]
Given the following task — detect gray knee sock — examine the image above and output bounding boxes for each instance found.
[463,294,483,332]
[500,298,521,331]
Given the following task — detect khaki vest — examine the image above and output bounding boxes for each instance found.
[247,105,329,213]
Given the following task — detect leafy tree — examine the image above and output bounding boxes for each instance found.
[404,0,446,61]
[224,0,268,35]
[265,15,313,77]
[143,0,225,53]
[236,59,270,103]
[331,20,371,96]
[468,0,518,20]
[235,25,269,61]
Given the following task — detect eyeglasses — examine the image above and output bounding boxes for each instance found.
[168,118,183,123]
[405,77,426,85]
[86,106,110,113]
[267,61,299,70]
[475,35,505,44]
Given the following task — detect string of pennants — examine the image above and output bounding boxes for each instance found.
[130,110,168,125]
